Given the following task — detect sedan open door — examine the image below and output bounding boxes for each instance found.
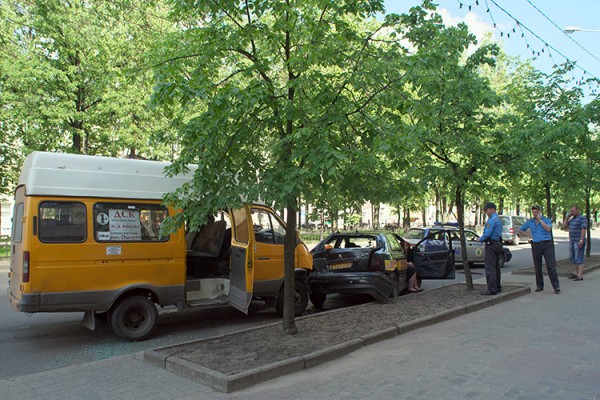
[395,231,455,279]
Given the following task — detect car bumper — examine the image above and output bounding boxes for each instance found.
[308,271,393,303]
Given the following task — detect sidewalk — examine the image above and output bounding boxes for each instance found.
[1,266,598,399]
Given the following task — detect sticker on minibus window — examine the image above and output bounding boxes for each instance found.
[109,209,141,240]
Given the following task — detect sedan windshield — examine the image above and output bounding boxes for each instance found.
[404,229,425,240]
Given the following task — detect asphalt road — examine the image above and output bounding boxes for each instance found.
[0,229,596,380]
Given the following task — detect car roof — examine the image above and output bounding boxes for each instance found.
[409,226,475,234]
[324,231,386,238]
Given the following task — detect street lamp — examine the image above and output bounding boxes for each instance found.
[564,26,600,34]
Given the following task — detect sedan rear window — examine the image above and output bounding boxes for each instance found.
[326,236,380,249]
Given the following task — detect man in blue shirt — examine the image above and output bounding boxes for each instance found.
[520,205,560,294]
[565,205,587,281]
[479,202,503,295]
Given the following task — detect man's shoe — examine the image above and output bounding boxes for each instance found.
[496,288,502,293]
[568,273,578,279]
[573,276,583,281]
[535,288,543,292]
[554,289,561,294]
[481,291,497,296]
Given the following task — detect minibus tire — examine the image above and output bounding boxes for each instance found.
[275,280,309,317]
[109,296,158,341]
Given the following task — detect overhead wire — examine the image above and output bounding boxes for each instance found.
[524,0,600,65]
[455,0,599,94]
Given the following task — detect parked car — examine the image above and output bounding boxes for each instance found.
[308,231,455,308]
[404,224,512,268]
[499,215,531,245]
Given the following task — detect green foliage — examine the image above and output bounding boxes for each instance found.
[152,0,412,230]
[2,0,599,235]
[0,0,177,160]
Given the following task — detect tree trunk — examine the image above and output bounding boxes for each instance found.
[297,196,302,229]
[586,188,591,257]
[319,209,325,240]
[456,185,474,289]
[435,189,441,223]
[282,200,298,335]
[72,131,82,153]
[372,203,380,229]
[544,182,553,221]
[305,203,309,229]
[403,208,411,229]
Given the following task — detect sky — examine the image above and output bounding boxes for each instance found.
[383,0,600,99]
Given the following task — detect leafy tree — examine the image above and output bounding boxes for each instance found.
[0,0,175,158]
[504,63,587,221]
[396,4,500,289]
[152,0,416,333]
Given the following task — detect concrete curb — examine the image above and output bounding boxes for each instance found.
[144,284,531,393]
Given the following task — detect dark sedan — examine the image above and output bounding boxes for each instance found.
[308,231,455,308]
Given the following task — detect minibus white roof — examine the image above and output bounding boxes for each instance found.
[18,152,195,200]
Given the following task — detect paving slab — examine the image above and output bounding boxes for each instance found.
[1,256,599,399]
[144,284,530,392]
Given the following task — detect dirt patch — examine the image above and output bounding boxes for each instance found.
[153,283,523,376]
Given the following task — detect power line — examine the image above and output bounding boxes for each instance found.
[456,0,599,93]
[524,0,600,64]
[488,0,597,79]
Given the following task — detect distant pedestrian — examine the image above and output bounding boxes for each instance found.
[520,205,560,294]
[565,206,587,281]
[478,202,503,295]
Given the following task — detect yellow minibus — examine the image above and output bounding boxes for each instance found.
[8,152,312,340]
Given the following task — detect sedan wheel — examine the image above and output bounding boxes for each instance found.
[389,272,401,299]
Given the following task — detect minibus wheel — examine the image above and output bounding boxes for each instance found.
[275,280,309,317]
[109,295,158,341]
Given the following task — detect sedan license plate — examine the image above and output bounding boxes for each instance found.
[329,262,352,270]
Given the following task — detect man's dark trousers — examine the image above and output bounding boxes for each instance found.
[484,241,502,293]
[531,240,560,290]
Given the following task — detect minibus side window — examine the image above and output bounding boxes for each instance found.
[39,202,87,243]
[93,203,169,242]
[12,202,24,243]
[232,208,249,243]
[251,208,285,244]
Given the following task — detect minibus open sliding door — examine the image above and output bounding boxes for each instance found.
[228,206,254,314]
